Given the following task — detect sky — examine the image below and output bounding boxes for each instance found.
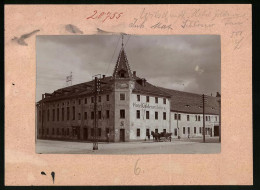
[36,35,220,102]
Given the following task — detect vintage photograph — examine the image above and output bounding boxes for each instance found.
[35,35,221,154]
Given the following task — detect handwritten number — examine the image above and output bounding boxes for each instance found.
[86,10,97,19]
[134,159,141,175]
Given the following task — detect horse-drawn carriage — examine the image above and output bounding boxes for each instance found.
[151,131,172,142]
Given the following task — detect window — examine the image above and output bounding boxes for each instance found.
[198,115,200,121]
[136,110,140,119]
[199,127,202,134]
[39,110,41,122]
[174,128,177,136]
[91,111,94,120]
[155,111,158,120]
[194,127,196,134]
[78,99,81,105]
[146,111,149,119]
[137,128,140,137]
[174,113,177,120]
[195,115,197,121]
[78,113,81,120]
[163,98,166,104]
[91,97,94,103]
[163,112,166,120]
[98,96,101,102]
[85,98,87,104]
[163,129,166,133]
[187,115,190,121]
[215,116,217,121]
[67,128,69,136]
[137,95,140,101]
[146,96,149,102]
[106,94,109,101]
[62,108,64,121]
[209,116,211,121]
[106,110,110,119]
[98,111,102,119]
[188,127,190,134]
[155,97,158,103]
[120,93,125,100]
[178,114,181,120]
[155,129,158,133]
[120,110,125,119]
[67,107,70,120]
[42,110,45,122]
[57,108,59,121]
[47,109,50,121]
[52,128,55,135]
[52,109,55,121]
[206,116,208,121]
[72,106,75,120]
[84,112,87,120]
[183,127,185,134]
[98,128,101,137]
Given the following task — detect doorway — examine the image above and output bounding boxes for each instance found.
[214,126,219,136]
[120,129,125,142]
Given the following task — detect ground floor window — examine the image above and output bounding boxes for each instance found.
[146,129,150,136]
[183,127,185,134]
[188,127,190,134]
[174,128,177,136]
[57,128,60,135]
[194,127,196,134]
[47,128,49,135]
[98,128,101,137]
[106,128,110,135]
[155,129,158,133]
[199,127,202,134]
[52,128,55,135]
[163,129,166,133]
[62,128,65,135]
[137,128,140,137]
[67,128,69,136]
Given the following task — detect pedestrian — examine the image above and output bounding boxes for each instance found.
[148,134,150,141]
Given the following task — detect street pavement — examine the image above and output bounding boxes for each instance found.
[36,137,220,154]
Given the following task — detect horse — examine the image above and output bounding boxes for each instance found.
[152,131,172,142]
[151,131,161,142]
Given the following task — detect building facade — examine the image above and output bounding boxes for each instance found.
[36,45,220,142]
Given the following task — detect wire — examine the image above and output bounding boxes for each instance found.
[124,35,131,48]
[105,36,121,75]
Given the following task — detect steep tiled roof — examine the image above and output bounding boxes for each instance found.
[38,76,114,103]
[158,87,220,115]
[113,48,133,79]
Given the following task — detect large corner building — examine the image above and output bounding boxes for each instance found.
[36,43,220,142]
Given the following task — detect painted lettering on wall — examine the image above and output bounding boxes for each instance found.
[133,102,165,110]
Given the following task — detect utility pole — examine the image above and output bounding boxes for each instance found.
[93,77,99,150]
[203,94,206,143]
[41,94,44,139]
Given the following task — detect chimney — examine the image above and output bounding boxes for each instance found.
[103,75,106,79]
[133,71,136,77]
[142,78,146,86]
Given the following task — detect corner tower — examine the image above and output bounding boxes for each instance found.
[112,35,135,142]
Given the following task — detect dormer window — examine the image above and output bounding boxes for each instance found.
[120,73,125,78]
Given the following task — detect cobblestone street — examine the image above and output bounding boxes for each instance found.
[36,137,220,154]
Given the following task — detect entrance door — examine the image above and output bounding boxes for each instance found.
[214,126,219,136]
[120,129,125,142]
[83,128,88,140]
